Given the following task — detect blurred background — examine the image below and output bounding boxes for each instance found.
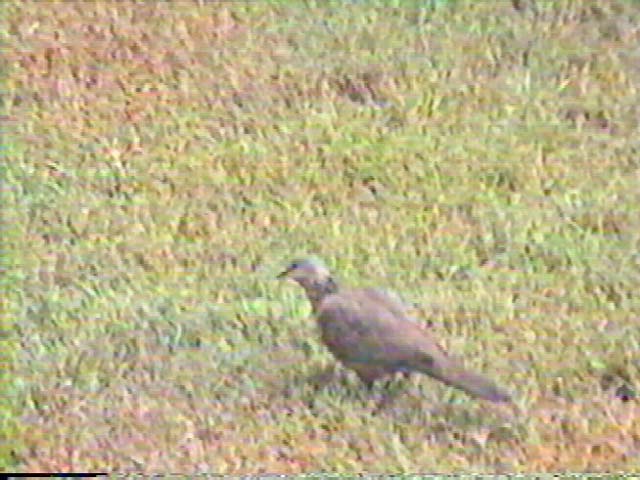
[3,0,640,473]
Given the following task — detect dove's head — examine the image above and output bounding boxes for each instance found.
[278,257,331,283]
[278,257,338,310]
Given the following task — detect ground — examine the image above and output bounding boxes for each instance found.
[2,0,640,473]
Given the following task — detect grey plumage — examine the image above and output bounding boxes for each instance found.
[278,257,512,403]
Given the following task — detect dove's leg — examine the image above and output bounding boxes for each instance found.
[346,363,390,390]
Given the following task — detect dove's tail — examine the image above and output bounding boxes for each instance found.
[414,356,512,403]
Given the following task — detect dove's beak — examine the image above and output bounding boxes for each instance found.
[277,266,293,279]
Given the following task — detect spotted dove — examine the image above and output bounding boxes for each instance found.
[278,257,511,403]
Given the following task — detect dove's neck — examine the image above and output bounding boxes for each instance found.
[300,277,339,313]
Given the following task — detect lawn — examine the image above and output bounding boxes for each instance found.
[2,0,640,473]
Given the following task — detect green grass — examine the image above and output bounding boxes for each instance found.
[4,0,640,473]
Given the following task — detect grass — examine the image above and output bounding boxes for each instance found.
[3,0,640,473]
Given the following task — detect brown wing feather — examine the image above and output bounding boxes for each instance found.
[316,288,511,402]
[317,289,449,368]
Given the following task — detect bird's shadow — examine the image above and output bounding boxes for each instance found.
[284,365,417,413]
[295,368,512,417]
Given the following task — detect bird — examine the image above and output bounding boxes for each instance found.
[278,257,512,403]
